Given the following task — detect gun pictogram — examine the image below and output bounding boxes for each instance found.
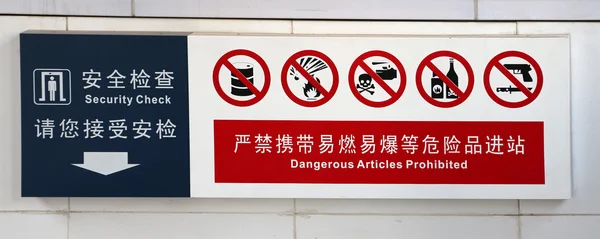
[495,64,534,94]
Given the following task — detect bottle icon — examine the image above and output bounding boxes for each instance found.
[431,71,444,99]
[445,58,459,99]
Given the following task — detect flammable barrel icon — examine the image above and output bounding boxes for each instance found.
[231,62,254,96]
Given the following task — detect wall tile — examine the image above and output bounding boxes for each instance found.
[521,216,600,239]
[479,0,600,20]
[296,199,517,215]
[0,0,131,16]
[296,215,518,239]
[516,22,600,214]
[69,213,294,239]
[134,0,474,20]
[70,198,293,213]
[292,21,516,35]
[0,16,68,211]
[67,17,292,34]
[0,213,67,239]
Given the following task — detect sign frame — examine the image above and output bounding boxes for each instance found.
[20,31,572,199]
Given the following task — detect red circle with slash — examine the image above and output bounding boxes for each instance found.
[415,50,475,108]
[483,51,543,108]
[281,50,339,107]
[213,49,271,107]
[348,50,407,108]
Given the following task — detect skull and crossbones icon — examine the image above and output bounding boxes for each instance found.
[356,74,375,95]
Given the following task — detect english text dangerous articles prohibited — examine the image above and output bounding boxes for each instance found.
[215,120,543,185]
[290,159,468,171]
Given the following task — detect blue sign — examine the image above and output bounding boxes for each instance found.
[20,31,192,197]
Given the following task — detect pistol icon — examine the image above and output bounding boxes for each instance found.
[503,64,533,82]
[495,64,534,94]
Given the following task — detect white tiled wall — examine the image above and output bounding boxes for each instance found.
[478,0,600,20]
[0,16,68,212]
[69,213,294,239]
[516,22,600,216]
[296,215,519,239]
[0,213,67,238]
[0,16,598,239]
[521,216,600,239]
[0,0,131,16]
[133,0,475,20]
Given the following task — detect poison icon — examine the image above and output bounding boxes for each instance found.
[348,50,407,108]
[357,74,375,95]
[356,61,398,95]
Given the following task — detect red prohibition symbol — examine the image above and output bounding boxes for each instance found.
[483,51,543,108]
[281,50,339,108]
[348,50,407,108]
[213,49,271,107]
[415,50,475,108]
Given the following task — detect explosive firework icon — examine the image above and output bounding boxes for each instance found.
[288,57,329,101]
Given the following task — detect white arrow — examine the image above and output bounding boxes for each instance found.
[72,152,139,176]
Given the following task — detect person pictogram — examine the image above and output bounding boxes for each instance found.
[48,76,57,101]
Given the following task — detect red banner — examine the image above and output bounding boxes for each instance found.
[214,120,545,184]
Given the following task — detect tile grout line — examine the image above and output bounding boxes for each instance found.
[5,210,598,216]
[62,210,518,216]
[293,199,297,239]
[2,209,599,216]
[473,0,479,20]
[290,20,295,34]
[67,197,71,239]
[517,200,522,239]
[67,211,294,215]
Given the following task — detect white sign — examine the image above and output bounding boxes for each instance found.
[188,34,571,199]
